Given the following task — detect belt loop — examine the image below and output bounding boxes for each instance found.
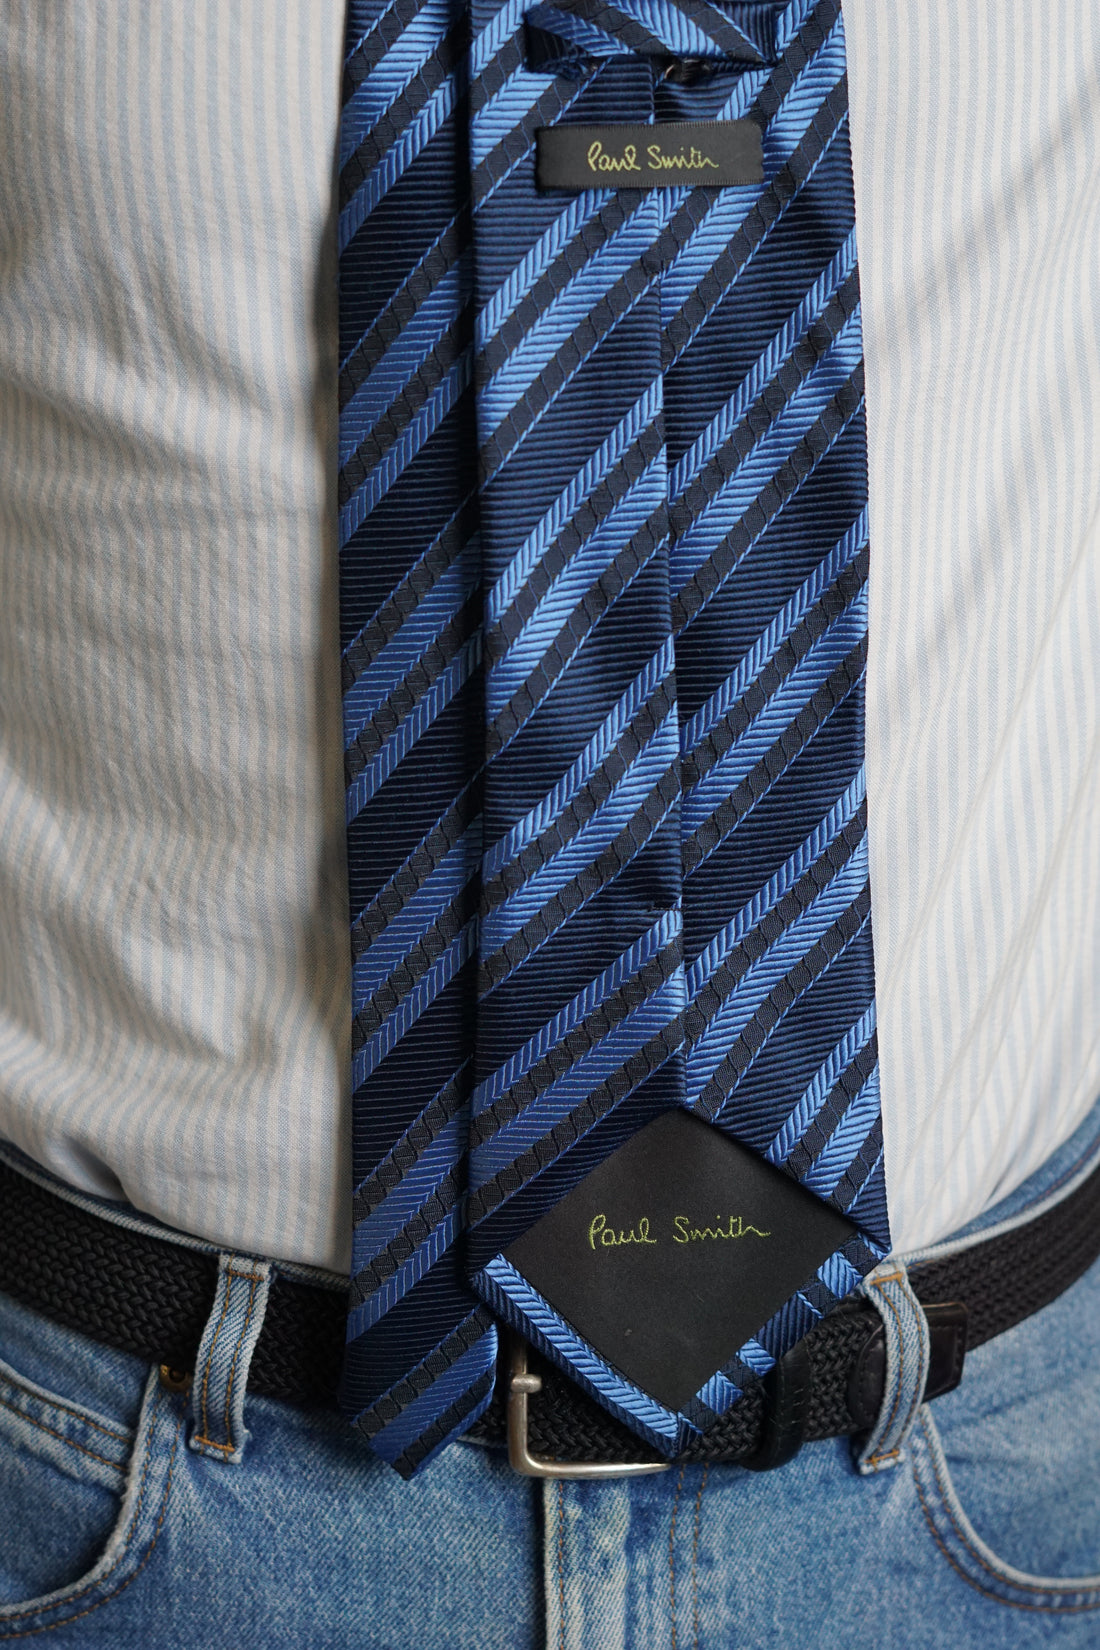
[188,1252,272,1466]
[852,1258,930,1475]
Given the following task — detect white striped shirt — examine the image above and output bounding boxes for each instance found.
[0,0,1096,1269]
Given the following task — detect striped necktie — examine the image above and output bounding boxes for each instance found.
[337,0,890,1475]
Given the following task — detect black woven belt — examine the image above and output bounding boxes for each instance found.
[2,1150,1099,1470]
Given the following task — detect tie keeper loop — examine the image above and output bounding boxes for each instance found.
[740,1336,812,1472]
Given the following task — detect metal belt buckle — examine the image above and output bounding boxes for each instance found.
[505,1334,671,1479]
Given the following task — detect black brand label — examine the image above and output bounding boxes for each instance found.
[504,1110,856,1411]
[536,121,763,191]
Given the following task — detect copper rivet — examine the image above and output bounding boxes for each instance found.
[159,1364,191,1393]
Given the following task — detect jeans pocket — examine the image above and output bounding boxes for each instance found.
[0,1359,186,1638]
[910,1406,1100,1617]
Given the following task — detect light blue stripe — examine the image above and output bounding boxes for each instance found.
[339,210,460,376]
[353,1114,463,1274]
[340,349,472,542]
[346,631,480,825]
[675,391,865,638]
[472,911,680,1113]
[352,919,476,1092]
[365,1329,497,1464]
[687,841,870,1102]
[816,1246,864,1301]
[486,456,667,709]
[339,259,466,468]
[660,19,848,320]
[351,826,478,1008]
[348,1204,460,1335]
[478,195,678,441]
[681,512,868,757]
[339,0,453,167]
[472,70,592,211]
[470,72,560,169]
[340,492,473,660]
[777,0,823,52]
[800,1066,882,1196]
[478,1257,682,1444]
[477,193,604,347]
[339,72,458,253]
[735,1338,776,1379]
[709,902,875,1127]
[766,1001,878,1164]
[844,1152,886,1226]
[617,0,747,57]
[343,558,474,736]
[473,909,682,1115]
[481,709,679,951]
[669,310,865,593]
[474,972,684,1178]
[524,4,628,58]
[487,524,669,762]
[637,0,764,56]
[483,639,674,878]
[524,1,766,63]
[480,762,679,984]
[470,0,527,76]
[486,378,661,625]
[670,232,859,499]
[687,769,866,998]
[695,1369,743,1414]
[682,592,867,829]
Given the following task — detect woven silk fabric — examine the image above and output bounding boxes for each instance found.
[338,0,888,1474]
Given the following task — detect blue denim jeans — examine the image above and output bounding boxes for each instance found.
[1,1105,1099,1648]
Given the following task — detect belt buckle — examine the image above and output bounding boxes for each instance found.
[505,1333,671,1479]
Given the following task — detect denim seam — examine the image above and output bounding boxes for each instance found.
[556,1481,566,1650]
[0,1386,181,1632]
[669,1462,686,1650]
[0,1392,126,1475]
[0,1374,130,1445]
[911,1409,1100,1612]
[691,1465,708,1650]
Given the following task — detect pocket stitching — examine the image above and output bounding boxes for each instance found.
[0,1371,129,1446]
[911,1409,1100,1613]
[0,1391,126,1474]
[0,1388,182,1634]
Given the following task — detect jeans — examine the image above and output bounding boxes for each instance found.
[1,1105,1099,1648]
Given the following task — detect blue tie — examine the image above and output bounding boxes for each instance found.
[337,0,890,1475]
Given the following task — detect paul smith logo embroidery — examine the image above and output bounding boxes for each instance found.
[587,1213,771,1250]
[585,140,720,177]
[536,122,764,193]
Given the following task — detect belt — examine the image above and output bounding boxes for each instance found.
[2,1148,1098,1477]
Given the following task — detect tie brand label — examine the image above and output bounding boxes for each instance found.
[536,120,764,192]
[505,1111,856,1411]
[587,1211,770,1248]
